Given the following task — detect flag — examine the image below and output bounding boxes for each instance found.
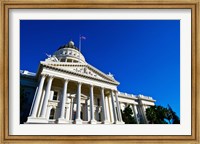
[80,36,86,40]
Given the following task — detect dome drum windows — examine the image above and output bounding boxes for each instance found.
[62,51,66,55]
[60,58,66,62]
[68,51,72,55]
[67,59,72,62]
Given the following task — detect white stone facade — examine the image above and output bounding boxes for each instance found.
[21,41,156,124]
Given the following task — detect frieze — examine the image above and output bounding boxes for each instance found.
[73,67,98,78]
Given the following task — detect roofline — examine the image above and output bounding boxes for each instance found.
[87,63,120,84]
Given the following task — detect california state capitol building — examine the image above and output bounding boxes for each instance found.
[20,40,156,124]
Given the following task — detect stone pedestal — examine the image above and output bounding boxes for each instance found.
[26,117,48,123]
[57,118,70,124]
[114,121,125,124]
[102,120,110,124]
[90,119,97,124]
[75,119,82,124]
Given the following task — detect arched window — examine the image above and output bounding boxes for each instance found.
[49,109,55,119]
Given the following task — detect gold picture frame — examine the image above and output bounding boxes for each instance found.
[0,0,199,143]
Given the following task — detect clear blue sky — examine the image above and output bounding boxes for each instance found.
[20,20,180,117]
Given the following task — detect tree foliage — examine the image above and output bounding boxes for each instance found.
[20,87,27,124]
[121,105,137,124]
[146,105,180,124]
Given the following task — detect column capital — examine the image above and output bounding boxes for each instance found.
[40,73,47,77]
[47,74,55,79]
[77,81,82,85]
[100,87,105,90]
[113,90,119,95]
[101,87,105,94]
[63,78,69,82]
[89,84,94,88]
[110,89,117,95]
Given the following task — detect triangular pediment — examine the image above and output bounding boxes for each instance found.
[40,61,119,85]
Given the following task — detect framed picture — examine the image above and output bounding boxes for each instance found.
[1,0,199,143]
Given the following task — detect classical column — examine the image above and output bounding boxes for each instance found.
[89,85,96,124]
[69,97,74,121]
[75,82,82,124]
[101,88,109,124]
[110,90,118,123]
[85,99,89,121]
[30,74,46,117]
[40,75,54,118]
[115,91,123,123]
[105,96,110,122]
[133,104,139,124]
[108,95,114,122]
[66,106,70,121]
[87,102,91,121]
[142,105,148,124]
[58,79,69,123]
[46,106,52,120]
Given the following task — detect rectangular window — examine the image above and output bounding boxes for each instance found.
[97,98,100,106]
[53,91,58,100]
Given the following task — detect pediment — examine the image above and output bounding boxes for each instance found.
[40,62,119,85]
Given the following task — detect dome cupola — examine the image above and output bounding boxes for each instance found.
[49,41,86,63]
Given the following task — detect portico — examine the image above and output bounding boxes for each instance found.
[27,70,123,124]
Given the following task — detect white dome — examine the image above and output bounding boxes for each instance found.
[52,41,86,63]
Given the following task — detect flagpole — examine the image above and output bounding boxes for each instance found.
[78,35,86,63]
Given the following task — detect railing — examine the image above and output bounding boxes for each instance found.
[118,92,153,100]
[20,70,36,76]
[138,94,153,100]
[118,92,137,98]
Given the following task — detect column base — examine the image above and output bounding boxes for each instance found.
[114,121,125,124]
[57,118,71,124]
[26,117,48,123]
[89,119,97,124]
[102,120,110,124]
[75,119,82,124]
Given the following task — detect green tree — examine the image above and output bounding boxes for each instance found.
[146,105,180,124]
[146,105,167,124]
[121,105,137,124]
[20,87,27,124]
[167,104,180,124]
[145,105,157,124]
